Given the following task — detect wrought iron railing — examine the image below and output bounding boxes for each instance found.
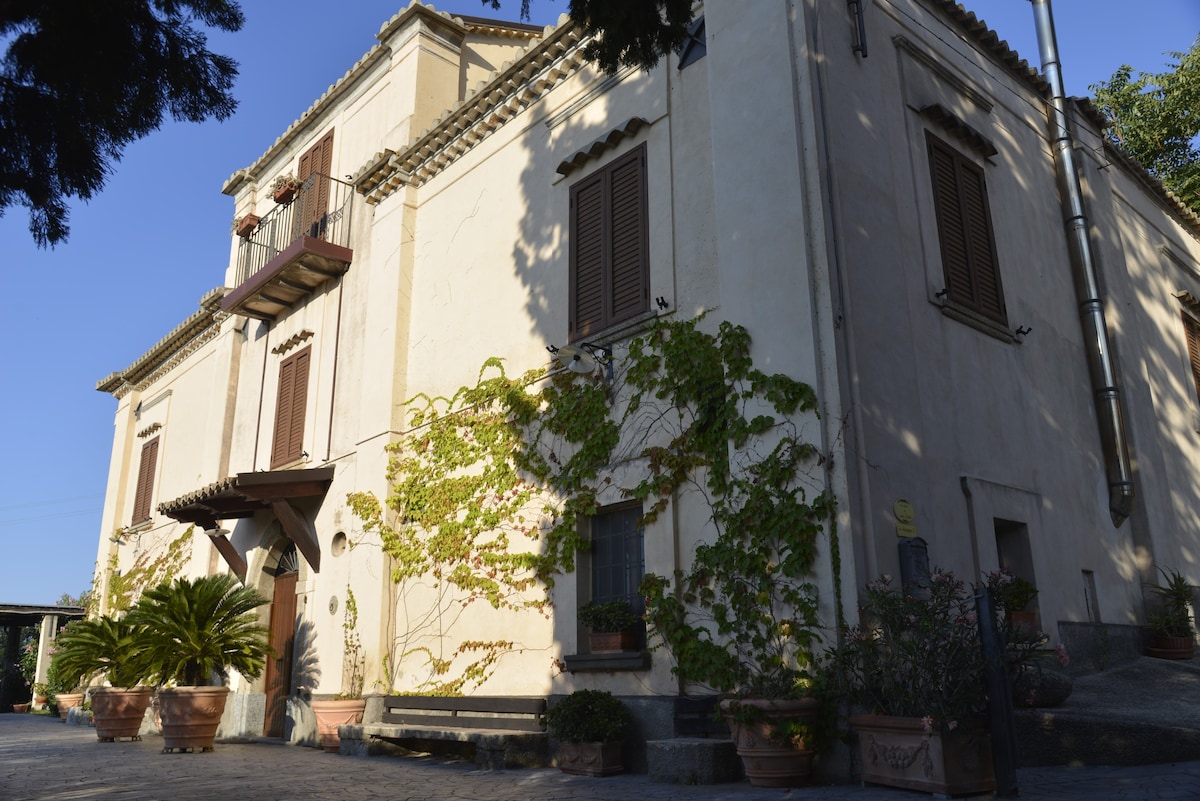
[234,173,355,287]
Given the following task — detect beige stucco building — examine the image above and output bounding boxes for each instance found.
[93,0,1200,756]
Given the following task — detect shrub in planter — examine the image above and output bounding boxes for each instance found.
[579,599,640,653]
[544,689,630,776]
[1145,567,1196,659]
[126,574,270,752]
[52,615,154,740]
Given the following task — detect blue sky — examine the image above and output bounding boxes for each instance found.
[1,0,1196,605]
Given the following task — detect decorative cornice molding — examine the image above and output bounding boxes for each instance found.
[353,17,586,203]
[137,422,163,439]
[97,288,227,398]
[919,103,998,159]
[272,329,315,355]
[556,117,650,177]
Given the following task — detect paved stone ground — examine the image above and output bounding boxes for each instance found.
[2,713,1198,801]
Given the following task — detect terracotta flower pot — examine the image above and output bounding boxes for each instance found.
[850,714,995,796]
[721,697,820,787]
[1146,634,1195,660]
[157,686,230,752]
[55,692,85,721]
[12,703,31,713]
[91,687,153,741]
[311,698,365,753]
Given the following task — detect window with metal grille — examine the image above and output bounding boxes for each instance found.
[131,437,159,524]
[589,504,645,612]
[271,346,311,469]
[1182,312,1200,406]
[926,132,1007,325]
[569,144,649,341]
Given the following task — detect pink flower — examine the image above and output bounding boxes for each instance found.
[1056,643,1070,667]
[921,716,934,733]
[946,719,958,731]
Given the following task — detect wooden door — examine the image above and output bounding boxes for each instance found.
[263,567,298,738]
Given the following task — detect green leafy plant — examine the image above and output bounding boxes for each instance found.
[1146,567,1195,638]
[50,615,149,689]
[834,570,986,730]
[984,569,1038,613]
[339,586,365,699]
[126,574,270,687]
[578,600,639,633]
[543,689,630,743]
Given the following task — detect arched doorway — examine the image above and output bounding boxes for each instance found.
[263,543,299,738]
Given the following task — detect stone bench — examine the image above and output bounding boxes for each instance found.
[339,696,549,770]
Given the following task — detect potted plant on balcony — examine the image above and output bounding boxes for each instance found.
[126,574,270,752]
[271,173,299,204]
[1145,567,1196,660]
[834,570,995,796]
[311,587,366,753]
[579,599,640,653]
[544,689,630,776]
[51,615,154,741]
[234,213,261,238]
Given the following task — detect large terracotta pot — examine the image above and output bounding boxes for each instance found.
[557,741,624,776]
[850,714,995,796]
[720,697,820,787]
[91,687,153,741]
[311,698,366,753]
[55,692,85,721]
[1146,634,1195,660]
[157,686,230,752]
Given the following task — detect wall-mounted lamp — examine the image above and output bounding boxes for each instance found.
[547,341,614,382]
[1014,325,1032,341]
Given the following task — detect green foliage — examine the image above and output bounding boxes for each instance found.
[543,689,630,742]
[481,0,696,73]
[1146,566,1195,638]
[339,587,365,699]
[984,568,1038,613]
[126,574,269,687]
[1091,38,1200,215]
[834,571,986,727]
[104,525,195,613]
[0,1,245,246]
[50,616,149,689]
[578,599,640,633]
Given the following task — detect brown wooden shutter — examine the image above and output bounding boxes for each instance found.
[568,144,648,341]
[132,437,159,524]
[297,129,334,240]
[927,133,1006,325]
[271,347,311,468]
[608,146,649,324]
[1184,313,1200,405]
[570,173,606,340]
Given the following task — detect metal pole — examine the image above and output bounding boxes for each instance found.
[976,587,1019,796]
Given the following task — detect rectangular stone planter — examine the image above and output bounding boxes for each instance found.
[850,714,995,796]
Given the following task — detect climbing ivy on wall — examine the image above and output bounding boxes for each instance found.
[349,315,838,696]
[102,525,196,613]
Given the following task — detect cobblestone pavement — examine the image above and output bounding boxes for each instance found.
[2,714,1198,801]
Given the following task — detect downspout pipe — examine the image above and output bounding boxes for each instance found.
[1031,0,1134,526]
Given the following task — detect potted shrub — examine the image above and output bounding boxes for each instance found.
[126,574,270,752]
[578,599,640,653]
[45,636,86,721]
[52,615,154,741]
[234,213,261,238]
[834,571,995,796]
[985,568,1039,634]
[1145,567,1195,659]
[270,173,299,204]
[311,586,367,753]
[543,689,630,776]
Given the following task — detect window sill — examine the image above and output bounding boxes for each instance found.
[562,651,651,672]
[934,299,1017,344]
[571,308,672,347]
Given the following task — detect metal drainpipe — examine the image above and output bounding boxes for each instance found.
[1031,0,1134,526]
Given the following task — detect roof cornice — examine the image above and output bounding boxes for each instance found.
[96,288,227,397]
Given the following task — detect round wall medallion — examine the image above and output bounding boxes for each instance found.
[328,595,338,615]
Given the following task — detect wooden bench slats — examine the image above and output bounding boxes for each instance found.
[383,696,546,715]
[381,712,544,732]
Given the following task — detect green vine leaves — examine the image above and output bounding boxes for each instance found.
[347,316,836,697]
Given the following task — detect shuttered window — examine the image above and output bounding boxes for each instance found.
[927,132,1007,325]
[1183,312,1200,406]
[131,437,159,524]
[569,144,649,341]
[297,129,334,240]
[271,346,311,469]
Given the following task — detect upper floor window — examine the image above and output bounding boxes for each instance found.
[131,436,159,525]
[271,346,311,469]
[1182,311,1200,407]
[926,132,1007,326]
[569,144,649,341]
[297,129,335,240]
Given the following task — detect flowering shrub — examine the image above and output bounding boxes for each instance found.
[984,568,1038,613]
[835,571,987,729]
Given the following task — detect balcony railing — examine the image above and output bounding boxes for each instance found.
[222,173,355,321]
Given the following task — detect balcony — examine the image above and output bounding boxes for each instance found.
[221,173,355,321]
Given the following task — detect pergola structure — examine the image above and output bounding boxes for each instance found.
[0,604,85,711]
